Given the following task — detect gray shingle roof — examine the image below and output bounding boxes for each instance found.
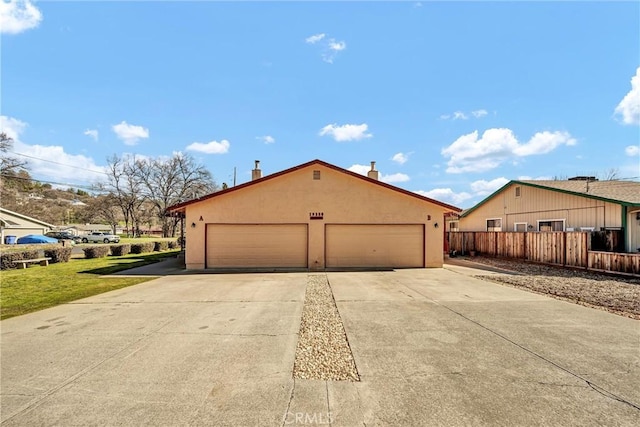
[518,180,640,204]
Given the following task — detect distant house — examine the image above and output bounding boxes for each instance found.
[0,208,55,242]
[453,178,640,253]
[66,224,114,234]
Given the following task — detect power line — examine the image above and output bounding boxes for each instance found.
[0,173,106,193]
[9,151,108,176]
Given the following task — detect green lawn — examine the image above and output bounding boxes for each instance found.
[0,250,180,320]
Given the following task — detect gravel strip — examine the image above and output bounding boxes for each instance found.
[467,257,640,320]
[293,275,360,381]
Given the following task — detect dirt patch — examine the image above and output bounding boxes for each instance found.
[467,257,640,320]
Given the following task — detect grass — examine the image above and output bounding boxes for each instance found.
[0,250,180,320]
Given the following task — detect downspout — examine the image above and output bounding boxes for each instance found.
[621,204,627,252]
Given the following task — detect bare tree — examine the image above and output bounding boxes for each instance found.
[100,155,147,237]
[0,133,28,186]
[77,195,122,234]
[136,153,216,237]
[600,168,620,181]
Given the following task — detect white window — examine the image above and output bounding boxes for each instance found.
[538,219,565,232]
[514,222,527,232]
[486,218,502,232]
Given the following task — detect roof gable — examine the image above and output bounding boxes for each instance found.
[168,159,461,213]
[461,179,640,217]
[0,208,55,228]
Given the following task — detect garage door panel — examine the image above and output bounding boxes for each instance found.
[325,224,424,268]
[207,224,307,268]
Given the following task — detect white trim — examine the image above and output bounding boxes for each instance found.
[537,218,566,232]
[514,222,527,232]
[486,217,502,232]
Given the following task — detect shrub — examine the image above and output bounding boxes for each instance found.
[111,244,131,256]
[154,241,169,252]
[0,250,39,270]
[83,246,110,259]
[44,247,73,263]
[130,242,155,254]
[168,240,179,249]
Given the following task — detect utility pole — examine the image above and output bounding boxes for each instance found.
[233,167,237,187]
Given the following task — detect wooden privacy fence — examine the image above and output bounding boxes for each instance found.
[448,231,640,276]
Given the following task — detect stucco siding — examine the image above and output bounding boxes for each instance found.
[183,164,446,269]
[460,183,623,232]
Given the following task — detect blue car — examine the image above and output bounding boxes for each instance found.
[16,235,59,244]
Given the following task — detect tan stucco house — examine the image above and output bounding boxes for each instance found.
[452,178,640,253]
[0,207,55,243]
[168,159,461,270]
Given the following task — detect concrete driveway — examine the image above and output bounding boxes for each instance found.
[1,266,639,426]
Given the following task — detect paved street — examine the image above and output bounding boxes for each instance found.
[1,265,639,426]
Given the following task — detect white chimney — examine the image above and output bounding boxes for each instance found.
[367,161,379,180]
[252,160,262,180]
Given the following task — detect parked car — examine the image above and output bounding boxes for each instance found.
[45,231,81,243]
[17,234,59,244]
[80,232,120,244]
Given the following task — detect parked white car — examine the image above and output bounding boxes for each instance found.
[80,232,120,244]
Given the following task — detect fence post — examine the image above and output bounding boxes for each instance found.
[584,232,589,270]
[562,232,567,266]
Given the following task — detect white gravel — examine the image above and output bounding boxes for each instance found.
[293,275,360,381]
[466,257,640,320]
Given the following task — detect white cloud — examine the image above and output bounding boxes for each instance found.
[112,121,149,145]
[14,141,106,184]
[256,135,275,144]
[517,175,552,180]
[391,152,409,165]
[1,115,105,184]
[441,128,576,173]
[0,115,26,140]
[441,109,489,121]
[625,145,640,156]
[415,189,472,206]
[347,164,370,176]
[0,0,42,34]
[614,67,640,125]
[186,139,230,154]
[328,40,346,51]
[470,177,509,196]
[84,129,98,141]
[319,123,372,142]
[305,33,325,44]
[381,173,410,183]
[348,164,410,183]
[306,32,346,64]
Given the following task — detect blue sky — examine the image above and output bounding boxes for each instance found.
[1,0,639,208]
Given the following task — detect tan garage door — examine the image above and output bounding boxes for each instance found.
[325,224,424,268]
[206,224,308,268]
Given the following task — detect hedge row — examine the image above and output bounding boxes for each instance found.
[131,242,155,254]
[1,250,39,270]
[83,246,111,259]
[111,244,131,256]
[44,247,73,263]
[1,240,180,268]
